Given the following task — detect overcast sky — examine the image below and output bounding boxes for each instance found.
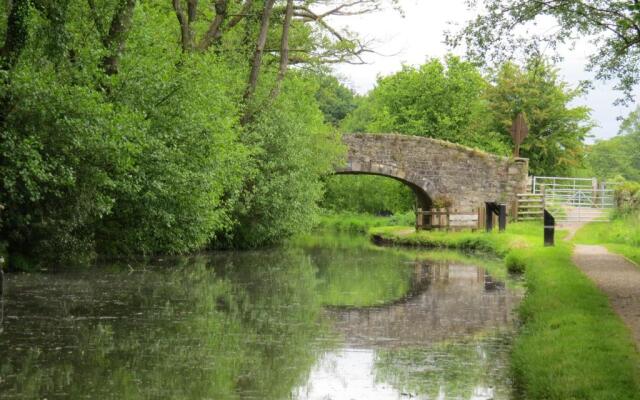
[329,0,637,142]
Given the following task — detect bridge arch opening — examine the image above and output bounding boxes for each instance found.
[330,171,433,211]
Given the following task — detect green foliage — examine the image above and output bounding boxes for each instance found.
[321,175,415,215]
[449,0,640,105]
[485,60,592,175]
[96,50,249,255]
[311,73,358,126]
[0,1,343,266]
[505,250,526,273]
[349,56,510,155]
[224,75,343,248]
[340,95,377,132]
[587,106,640,181]
[0,66,145,267]
[614,181,640,215]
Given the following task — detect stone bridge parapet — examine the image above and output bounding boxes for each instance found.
[337,133,528,213]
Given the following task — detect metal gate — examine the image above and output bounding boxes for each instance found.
[530,176,615,222]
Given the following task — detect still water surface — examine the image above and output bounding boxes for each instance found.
[0,234,521,399]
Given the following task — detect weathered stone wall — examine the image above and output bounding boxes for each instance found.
[337,133,529,213]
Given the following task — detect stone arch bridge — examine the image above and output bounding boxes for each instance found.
[336,134,528,214]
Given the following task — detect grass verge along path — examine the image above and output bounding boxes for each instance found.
[369,223,640,400]
[573,215,640,266]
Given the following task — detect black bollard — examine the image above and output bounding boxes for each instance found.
[485,202,494,232]
[498,204,507,232]
[544,210,555,247]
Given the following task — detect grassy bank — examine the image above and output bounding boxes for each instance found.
[369,223,640,399]
[573,213,640,266]
[316,211,414,233]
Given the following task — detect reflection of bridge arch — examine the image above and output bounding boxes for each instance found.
[327,262,520,348]
[337,134,529,213]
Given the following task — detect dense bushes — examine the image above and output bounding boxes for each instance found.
[222,77,342,248]
[614,182,640,215]
[0,2,343,268]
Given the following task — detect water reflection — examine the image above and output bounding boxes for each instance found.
[0,235,520,399]
[294,263,519,400]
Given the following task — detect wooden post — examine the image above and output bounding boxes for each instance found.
[416,208,423,231]
[478,206,486,230]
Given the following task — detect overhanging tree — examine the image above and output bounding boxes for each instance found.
[448,0,640,105]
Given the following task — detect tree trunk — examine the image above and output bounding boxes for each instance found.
[0,0,29,72]
[102,0,136,75]
[173,0,192,52]
[269,0,294,100]
[197,0,228,50]
[242,0,276,109]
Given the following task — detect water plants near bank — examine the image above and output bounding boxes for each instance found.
[369,223,640,400]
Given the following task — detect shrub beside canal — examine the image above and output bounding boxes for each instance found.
[369,223,640,400]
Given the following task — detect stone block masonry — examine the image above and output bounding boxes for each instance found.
[336,133,529,215]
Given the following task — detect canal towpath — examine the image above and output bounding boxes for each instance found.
[561,211,640,350]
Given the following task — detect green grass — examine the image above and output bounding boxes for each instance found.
[574,213,640,266]
[369,222,540,256]
[369,223,640,400]
[316,211,414,233]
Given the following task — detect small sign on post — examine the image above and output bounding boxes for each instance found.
[511,112,529,158]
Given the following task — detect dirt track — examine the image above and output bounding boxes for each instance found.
[572,245,640,348]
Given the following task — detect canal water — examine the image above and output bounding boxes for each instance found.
[0,234,521,399]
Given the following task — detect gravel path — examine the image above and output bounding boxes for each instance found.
[572,245,640,348]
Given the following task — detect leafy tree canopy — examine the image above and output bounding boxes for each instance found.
[485,59,593,175]
[341,55,593,175]
[587,106,640,181]
[448,0,640,105]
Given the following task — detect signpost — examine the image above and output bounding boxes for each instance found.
[511,112,529,157]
